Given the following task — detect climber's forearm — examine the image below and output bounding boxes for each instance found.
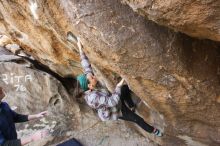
[77,38,94,76]
[80,51,94,76]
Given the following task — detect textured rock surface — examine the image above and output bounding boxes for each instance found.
[122,0,220,42]
[0,49,154,146]
[0,0,220,146]
[0,48,79,145]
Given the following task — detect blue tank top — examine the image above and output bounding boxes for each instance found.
[0,102,17,144]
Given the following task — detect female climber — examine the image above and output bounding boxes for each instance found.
[76,38,163,137]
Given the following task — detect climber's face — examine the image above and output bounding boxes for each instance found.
[0,87,5,101]
[88,75,97,90]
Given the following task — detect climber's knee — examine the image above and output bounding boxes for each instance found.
[121,85,131,98]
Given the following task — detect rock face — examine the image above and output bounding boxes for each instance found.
[0,0,220,146]
[0,48,154,146]
[0,47,80,145]
[122,0,220,42]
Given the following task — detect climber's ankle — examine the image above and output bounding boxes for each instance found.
[153,128,163,137]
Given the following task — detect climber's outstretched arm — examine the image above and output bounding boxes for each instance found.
[85,79,125,109]
[77,38,94,78]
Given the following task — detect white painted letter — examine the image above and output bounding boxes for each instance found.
[14,76,23,83]
[1,74,8,84]
[25,75,32,82]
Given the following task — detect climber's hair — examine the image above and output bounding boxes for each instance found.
[74,77,91,98]
[75,80,85,98]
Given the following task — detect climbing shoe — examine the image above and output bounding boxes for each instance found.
[153,128,163,137]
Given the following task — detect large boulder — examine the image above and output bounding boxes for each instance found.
[0,0,220,146]
[0,48,80,145]
[0,48,155,146]
[121,0,220,42]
